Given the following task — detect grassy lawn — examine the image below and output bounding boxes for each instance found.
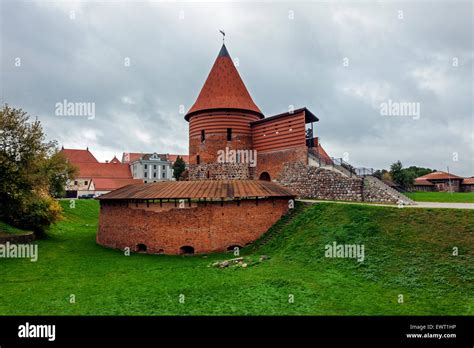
[0,221,32,236]
[0,200,472,315]
[406,191,474,203]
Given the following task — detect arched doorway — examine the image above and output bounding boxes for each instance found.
[180,246,195,255]
[259,172,271,181]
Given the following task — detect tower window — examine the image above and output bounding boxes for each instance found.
[227,128,232,141]
[196,155,200,164]
[201,130,205,142]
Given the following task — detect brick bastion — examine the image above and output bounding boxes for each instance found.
[96,180,295,255]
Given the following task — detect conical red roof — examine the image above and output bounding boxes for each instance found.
[185,44,263,120]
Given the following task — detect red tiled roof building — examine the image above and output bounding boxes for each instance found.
[61,148,139,197]
[414,171,474,192]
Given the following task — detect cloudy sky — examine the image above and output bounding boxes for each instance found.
[1,0,472,175]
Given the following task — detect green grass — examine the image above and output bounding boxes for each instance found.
[0,221,32,236]
[0,200,472,315]
[406,191,474,203]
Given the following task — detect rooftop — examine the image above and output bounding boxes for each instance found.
[415,171,463,181]
[251,107,319,125]
[185,44,263,120]
[98,180,295,200]
[61,148,98,163]
[92,178,143,191]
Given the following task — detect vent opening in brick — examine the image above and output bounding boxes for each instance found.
[180,246,195,255]
[136,244,147,252]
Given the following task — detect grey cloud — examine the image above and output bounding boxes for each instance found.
[1,0,472,175]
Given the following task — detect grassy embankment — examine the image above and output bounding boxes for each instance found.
[0,200,472,315]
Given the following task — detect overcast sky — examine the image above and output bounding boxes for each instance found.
[1,0,472,175]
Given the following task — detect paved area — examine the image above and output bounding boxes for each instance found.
[410,202,474,209]
[299,199,474,209]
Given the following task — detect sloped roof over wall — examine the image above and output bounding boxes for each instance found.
[98,180,295,200]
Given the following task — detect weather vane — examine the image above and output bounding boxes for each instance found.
[219,30,225,43]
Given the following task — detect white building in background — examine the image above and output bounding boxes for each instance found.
[129,153,174,183]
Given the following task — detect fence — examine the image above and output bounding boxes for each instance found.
[308,147,374,178]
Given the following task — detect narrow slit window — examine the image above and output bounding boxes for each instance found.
[201,129,205,142]
[227,128,232,141]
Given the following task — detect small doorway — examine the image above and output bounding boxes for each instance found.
[259,172,271,181]
[136,244,147,253]
[180,246,195,255]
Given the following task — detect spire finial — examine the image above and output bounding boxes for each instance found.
[219,30,225,43]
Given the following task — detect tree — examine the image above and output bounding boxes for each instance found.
[373,169,388,180]
[0,104,76,234]
[172,156,186,181]
[389,161,416,189]
[381,171,393,182]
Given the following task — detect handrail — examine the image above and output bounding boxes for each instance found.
[308,147,374,178]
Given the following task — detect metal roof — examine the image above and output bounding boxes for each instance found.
[97,180,295,200]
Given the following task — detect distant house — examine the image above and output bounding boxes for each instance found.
[414,171,474,192]
[122,152,189,182]
[61,148,141,198]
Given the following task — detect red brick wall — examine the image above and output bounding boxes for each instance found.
[251,110,307,153]
[256,146,308,181]
[97,198,291,255]
[188,111,260,165]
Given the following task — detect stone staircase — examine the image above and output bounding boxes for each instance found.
[308,150,351,176]
[363,175,414,205]
[307,147,413,205]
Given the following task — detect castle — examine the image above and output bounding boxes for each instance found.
[185,44,329,182]
[96,43,412,255]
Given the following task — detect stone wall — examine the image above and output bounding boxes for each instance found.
[188,163,251,180]
[278,162,363,201]
[363,176,413,204]
[97,198,290,255]
[277,162,412,204]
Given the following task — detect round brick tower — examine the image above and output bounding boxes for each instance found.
[185,44,263,174]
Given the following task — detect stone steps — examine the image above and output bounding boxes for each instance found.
[363,176,414,205]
